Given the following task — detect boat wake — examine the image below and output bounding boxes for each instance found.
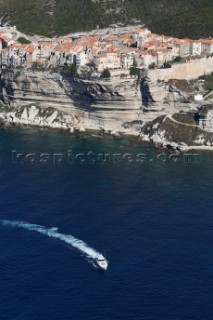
[0,219,106,268]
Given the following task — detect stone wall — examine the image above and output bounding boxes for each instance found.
[147,56,213,81]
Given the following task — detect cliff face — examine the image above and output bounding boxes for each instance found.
[141,110,213,150]
[140,77,206,123]
[0,69,211,148]
[0,69,144,134]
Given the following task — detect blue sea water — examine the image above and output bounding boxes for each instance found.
[0,127,213,320]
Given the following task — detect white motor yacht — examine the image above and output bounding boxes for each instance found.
[96,254,108,270]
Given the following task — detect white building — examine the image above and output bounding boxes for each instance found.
[173,40,190,57]
[142,52,157,68]
[75,51,88,66]
[94,51,121,71]
[189,41,202,56]
[120,51,135,69]
[200,40,213,55]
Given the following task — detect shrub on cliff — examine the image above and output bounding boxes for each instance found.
[173,56,182,63]
[101,68,111,79]
[160,62,172,69]
[130,67,140,77]
[198,73,213,92]
[148,63,157,70]
[63,64,78,75]
[32,61,44,70]
[18,37,31,44]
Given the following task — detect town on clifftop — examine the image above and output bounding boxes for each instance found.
[0,25,212,73]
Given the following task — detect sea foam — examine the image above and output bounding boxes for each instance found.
[1,219,103,265]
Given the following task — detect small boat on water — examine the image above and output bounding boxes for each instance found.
[96,254,108,270]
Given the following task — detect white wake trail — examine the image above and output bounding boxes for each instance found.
[1,219,103,264]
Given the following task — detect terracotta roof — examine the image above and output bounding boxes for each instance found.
[199,39,213,44]
[135,28,148,34]
[55,42,76,52]
[26,45,36,53]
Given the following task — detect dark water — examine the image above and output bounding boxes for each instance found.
[0,127,213,320]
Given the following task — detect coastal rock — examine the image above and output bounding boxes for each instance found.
[167,142,179,150]
[142,113,213,149]
[150,133,164,145]
[0,69,212,149]
[177,142,189,152]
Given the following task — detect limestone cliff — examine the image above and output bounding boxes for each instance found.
[0,69,144,134]
[0,68,212,149]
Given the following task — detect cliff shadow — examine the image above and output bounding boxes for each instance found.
[140,77,155,110]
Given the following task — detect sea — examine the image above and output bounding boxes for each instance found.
[0,126,212,320]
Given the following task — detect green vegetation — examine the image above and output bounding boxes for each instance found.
[0,0,212,38]
[101,68,111,79]
[17,37,31,44]
[160,62,172,69]
[205,83,213,92]
[32,61,44,70]
[207,94,213,100]
[199,73,213,92]
[173,113,198,125]
[160,57,184,68]
[199,73,213,81]
[130,66,140,76]
[63,64,78,75]
[148,63,157,70]
[173,56,183,63]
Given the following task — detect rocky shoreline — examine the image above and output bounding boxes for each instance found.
[0,68,213,151]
